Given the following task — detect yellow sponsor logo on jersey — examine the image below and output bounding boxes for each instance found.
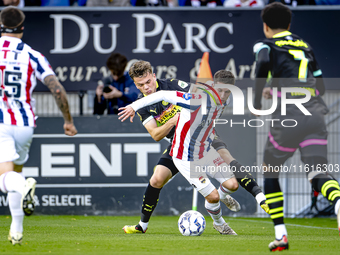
[162,101,169,106]
[290,87,316,97]
[275,39,308,49]
[155,105,182,126]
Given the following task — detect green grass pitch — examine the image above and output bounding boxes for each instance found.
[0,215,339,255]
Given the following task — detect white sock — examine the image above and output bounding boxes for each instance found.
[139,221,148,231]
[218,185,233,200]
[255,192,266,205]
[274,224,287,240]
[335,200,340,215]
[19,171,25,179]
[0,171,25,194]
[205,200,225,225]
[8,192,24,234]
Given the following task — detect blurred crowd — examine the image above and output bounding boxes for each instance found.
[1,0,339,7]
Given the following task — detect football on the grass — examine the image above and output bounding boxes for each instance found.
[178,210,206,236]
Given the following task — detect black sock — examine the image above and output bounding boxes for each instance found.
[312,173,340,206]
[141,183,162,223]
[264,174,284,225]
[230,160,262,197]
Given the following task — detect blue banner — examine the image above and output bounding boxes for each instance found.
[20,7,339,92]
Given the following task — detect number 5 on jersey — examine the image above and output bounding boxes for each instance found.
[0,66,22,98]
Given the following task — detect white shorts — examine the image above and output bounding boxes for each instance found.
[173,148,235,197]
[0,124,34,165]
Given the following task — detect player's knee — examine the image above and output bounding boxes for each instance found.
[149,175,167,189]
[205,190,220,203]
[228,179,239,192]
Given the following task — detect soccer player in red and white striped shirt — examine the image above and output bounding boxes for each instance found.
[119,70,264,234]
[0,6,77,245]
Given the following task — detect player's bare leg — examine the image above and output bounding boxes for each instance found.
[123,165,172,234]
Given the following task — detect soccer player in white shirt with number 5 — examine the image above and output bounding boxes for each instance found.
[0,6,77,245]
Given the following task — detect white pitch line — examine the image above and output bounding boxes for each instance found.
[36,183,148,188]
[235,219,337,230]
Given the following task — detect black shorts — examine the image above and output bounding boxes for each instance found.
[157,144,179,176]
[264,113,328,166]
[157,133,228,176]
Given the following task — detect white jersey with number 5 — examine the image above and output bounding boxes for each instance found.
[0,36,55,127]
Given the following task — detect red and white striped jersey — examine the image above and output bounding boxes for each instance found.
[0,36,55,127]
[131,90,227,161]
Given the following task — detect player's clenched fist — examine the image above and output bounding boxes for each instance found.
[63,123,78,136]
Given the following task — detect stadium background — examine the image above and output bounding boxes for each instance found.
[0,6,339,218]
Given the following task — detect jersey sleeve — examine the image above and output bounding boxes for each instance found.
[131,91,204,112]
[167,79,190,92]
[28,49,55,82]
[253,41,272,109]
[136,107,154,126]
[310,51,322,78]
[309,51,325,96]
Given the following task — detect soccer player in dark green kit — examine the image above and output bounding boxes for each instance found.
[253,2,340,251]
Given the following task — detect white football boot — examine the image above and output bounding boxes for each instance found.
[21,178,37,216]
[220,195,241,212]
[8,231,23,246]
[213,222,237,235]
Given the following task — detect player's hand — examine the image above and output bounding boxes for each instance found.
[262,87,272,99]
[64,122,77,136]
[118,105,135,123]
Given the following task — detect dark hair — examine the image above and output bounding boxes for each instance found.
[261,2,292,30]
[0,6,25,28]
[214,70,235,85]
[106,53,128,77]
[128,60,153,80]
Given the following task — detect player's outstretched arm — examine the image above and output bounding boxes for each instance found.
[119,90,203,123]
[44,75,77,136]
